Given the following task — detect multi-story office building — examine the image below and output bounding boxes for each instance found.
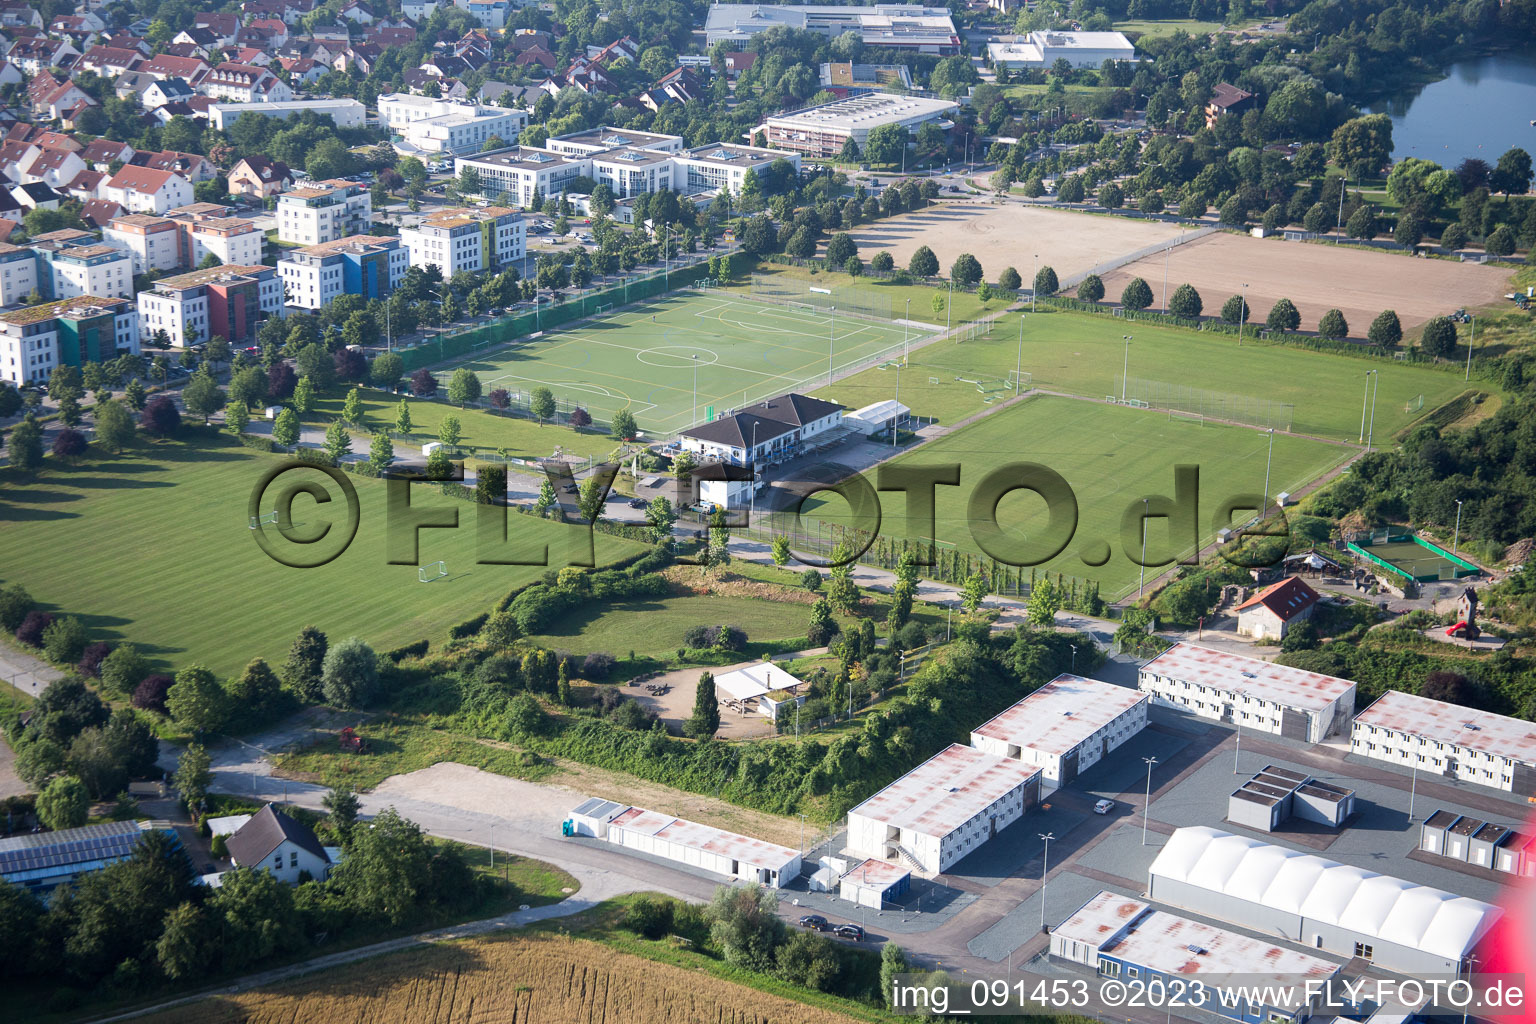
[277,234,408,311]
[275,181,372,245]
[399,206,524,276]
[0,295,138,385]
[136,264,282,347]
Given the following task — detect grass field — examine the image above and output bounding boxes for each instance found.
[528,593,812,658]
[0,434,642,678]
[792,395,1351,600]
[816,307,1474,439]
[274,724,558,791]
[1114,17,1231,36]
[428,289,921,438]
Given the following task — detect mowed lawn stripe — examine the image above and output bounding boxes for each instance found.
[0,436,642,677]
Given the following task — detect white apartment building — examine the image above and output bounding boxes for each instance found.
[209,98,367,131]
[0,296,138,386]
[136,264,282,347]
[177,212,263,267]
[450,148,588,208]
[399,206,524,276]
[543,126,686,157]
[103,209,263,273]
[103,214,181,273]
[987,30,1135,70]
[970,675,1149,794]
[46,245,134,300]
[379,94,527,155]
[673,143,798,194]
[277,234,408,311]
[0,243,40,305]
[1352,689,1536,796]
[275,181,372,245]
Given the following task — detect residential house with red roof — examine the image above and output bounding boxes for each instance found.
[103,165,194,213]
[78,198,124,229]
[78,45,145,77]
[142,54,212,81]
[1235,576,1322,642]
[8,37,81,75]
[138,150,217,184]
[20,147,87,190]
[199,61,292,102]
[79,139,135,171]
[26,73,95,120]
[228,155,292,198]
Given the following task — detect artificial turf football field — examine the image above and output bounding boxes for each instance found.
[788,394,1352,601]
[431,290,928,437]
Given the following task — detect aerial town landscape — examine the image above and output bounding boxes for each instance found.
[0,0,1535,1020]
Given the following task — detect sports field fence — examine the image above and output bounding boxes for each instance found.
[1114,374,1295,431]
[749,272,895,321]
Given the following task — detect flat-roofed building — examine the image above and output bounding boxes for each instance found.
[209,98,365,131]
[1351,689,1536,796]
[707,4,959,55]
[103,206,262,273]
[1227,765,1356,833]
[839,857,910,910]
[277,233,408,311]
[590,146,675,198]
[673,143,798,195]
[379,95,528,155]
[544,125,684,157]
[0,242,39,306]
[1149,826,1501,975]
[275,180,372,246]
[756,94,957,159]
[136,264,282,347]
[0,820,178,894]
[102,213,182,273]
[846,743,1041,874]
[573,801,803,887]
[986,30,1135,70]
[971,675,1148,793]
[36,243,134,300]
[452,147,590,209]
[0,295,138,385]
[399,205,524,276]
[1051,889,1342,1023]
[1138,643,1356,743]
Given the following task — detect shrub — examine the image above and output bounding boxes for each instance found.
[16,610,55,648]
[42,616,88,664]
[1318,308,1349,339]
[77,641,113,678]
[582,652,615,679]
[410,367,437,396]
[51,428,88,459]
[132,674,173,714]
[0,583,35,631]
[140,395,180,436]
[487,388,510,410]
[1076,274,1104,302]
[625,896,674,939]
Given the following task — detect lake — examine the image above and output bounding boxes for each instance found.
[1368,50,1536,163]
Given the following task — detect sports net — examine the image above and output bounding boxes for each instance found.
[749,273,894,321]
[957,320,993,343]
[1116,375,1295,431]
[249,510,278,529]
[419,560,448,583]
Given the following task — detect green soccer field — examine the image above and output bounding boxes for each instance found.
[0,436,643,679]
[433,290,927,438]
[816,308,1476,442]
[786,395,1352,601]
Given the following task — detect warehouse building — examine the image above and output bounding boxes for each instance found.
[1227,765,1356,833]
[839,857,911,910]
[1138,643,1356,743]
[986,30,1135,70]
[1350,689,1536,796]
[754,93,958,159]
[0,820,179,894]
[970,675,1148,794]
[1149,826,1502,975]
[706,5,960,55]
[1051,890,1343,1023]
[564,800,802,887]
[846,743,1041,874]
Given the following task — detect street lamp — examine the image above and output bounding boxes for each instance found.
[1367,370,1379,449]
[904,297,911,361]
[1454,499,1463,555]
[1121,335,1131,402]
[1014,315,1025,394]
[1161,246,1172,312]
[1465,314,1476,381]
[1038,832,1055,932]
[691,353,698,426]
[1141,757,1158,846]
[1237,282,1249,344]
[1032,252,1039,313]
[828,306,836,384]
[1138,497,1149,597]
[1359,370,1374,443]
[1262,428,1275,508]
[891,363,901,448]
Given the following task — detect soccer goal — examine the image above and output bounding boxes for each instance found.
[249,509,278,530]
[595,303,613,317]
[418,560,448,583]
[1007,371,1032,391]
[697,278,717,289]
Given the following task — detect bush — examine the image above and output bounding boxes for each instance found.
[51,428,87,459]
[1076,274,1104,302]
[0,583,34,631]
[15,610,55,648]
[1318,309,1349,339]
[581,652,615,679]
[140,395,180,436]
[42,616,88,664]
[132,674,173,714]
[77,641,112,678]
[624,896,674,939]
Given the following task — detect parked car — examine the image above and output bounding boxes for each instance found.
[563,484,578,494]
[834,924,864,941]
[1094,798,1114,815]
[627,498,647,509]
[799,914,828,931]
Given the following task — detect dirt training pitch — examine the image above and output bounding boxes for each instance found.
[1099,232,1509,334]
[843,202,1183,284]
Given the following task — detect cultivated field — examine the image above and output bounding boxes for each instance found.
[0,436,641,677]
[841,203,1184,286]
[528,593,811,658]
[817,307,1472,440]
[433,290,918,437]
[1098,232,1510,334]
[794,394,1350,600]
[143,932,870,1024]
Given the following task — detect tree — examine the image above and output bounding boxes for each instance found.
[157,903,215,980]
[1346,205,1378,240]
[227,658,283,720]
[132,674,174,714]
[323,785,360,840]
[68,726,128,799]
[321,636,378,708]
[283,626,328,702]
[1329,114,1393,179]
[9,417,40,471]
[1219,195,1247,227]
[1266,298,1301,333]
[438,414,462,447]
[1303,202,1332,235]
[1491,146,1534,196]
[42,615,87,663]
[37,774,89,830]
[100,643,148,696]
[370,352,404,390]
[1368,309,1403,347]
[1220,294,1250,324]
[174,743,212,808]
[687,671,720,739]
[341,387,364,425]
[167,665,228,734]
[33,676,108,744]
[51,428,87,461]
[1034,265,1059,296]
[291,374,315,413]
[1098,182,1124,209]
[908,245,939,277]
[576,475,606,525]
[534,478,557,518]
[1121,277,1153,311]
[130,388,177,439]
[1440,222,1469,251]
[225,399,250,435]
[323,419,352,462]
[394,397,414,435]
[998,266,1021,292]
[1028,575,1061,625]
[776,929,841,991]
[1420,316,1458,359]
[806,596,839,646]
[368,431,394,470]
[880,943,908,1007]
[272,407,300,447]
[409,367,437,397]
[530,386,556,425]
[1168,283,1203,319]
[825,233,857,267]
[707,883,784,971]
[611,408,638,440]
[229,366,267,408]
[569,406,591,429]
[871,251,894,273]
[447,367,482,408]
[1486,225,1517,257]
[326,807,435,925]
[644,495,677,541]
[771,535,792,566]
[960,571,989,613]
[931,293,945,317]
[863,123,907,167]
[123,378,147,411]
[950,252,983,287]
[15,737,64,788]
[1077,274,1105,302]
[1318,309,1349,340]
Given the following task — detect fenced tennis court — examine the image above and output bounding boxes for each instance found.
[1347,530,1480,582]
[430,289,931,437]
